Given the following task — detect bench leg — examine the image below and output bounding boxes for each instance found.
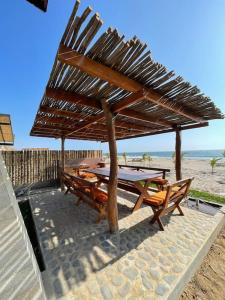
[156,217,164,231]
[65,187,70,195]
[170,201,184,216]
[150,208,165,231]
[176,204,184,216]
[96,206,107,223]
[76,197,82,206]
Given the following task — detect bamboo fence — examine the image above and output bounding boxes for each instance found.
[1,150,102,187]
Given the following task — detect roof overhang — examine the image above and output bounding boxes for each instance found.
[30,1,224,142]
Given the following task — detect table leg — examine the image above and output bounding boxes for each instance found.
[132,180,150,212]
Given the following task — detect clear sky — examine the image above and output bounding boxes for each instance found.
[0,0,224,153]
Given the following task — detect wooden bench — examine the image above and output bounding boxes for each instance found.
[62,172,108,223]
[59,158,105,176]
[144,177,194,230]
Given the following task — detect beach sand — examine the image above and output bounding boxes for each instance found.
[180,225,225,300]
[118,157,225,195]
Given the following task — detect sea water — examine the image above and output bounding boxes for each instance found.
[113,149,225,160]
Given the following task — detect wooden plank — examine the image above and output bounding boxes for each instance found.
[40,104,160,132]
[110,90,145,112]
[40,106,89,119]
[119,109,171,127]
[58,44,205,123]
[65,113,105,137]
[116,122,209,140]
[44,88,172,128]
[45,87,101,109]
[58,44,141,92]
[101,99,119,233]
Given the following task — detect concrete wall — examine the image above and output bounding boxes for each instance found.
[0,152,46,300]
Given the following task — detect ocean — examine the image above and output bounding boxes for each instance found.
[114,149,225,160]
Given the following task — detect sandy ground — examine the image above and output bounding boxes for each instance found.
[117,158,225,195]
[180,225,225,300]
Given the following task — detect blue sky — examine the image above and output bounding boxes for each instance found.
[0,0,224,152]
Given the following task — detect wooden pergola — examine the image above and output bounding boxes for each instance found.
[30,1,224,232]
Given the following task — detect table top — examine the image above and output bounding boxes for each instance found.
[72,164,90,169]
[86,167,162,183]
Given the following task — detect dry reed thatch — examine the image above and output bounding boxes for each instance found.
[30,0,224,142]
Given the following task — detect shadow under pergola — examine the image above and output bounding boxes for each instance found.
[30,188,175,298]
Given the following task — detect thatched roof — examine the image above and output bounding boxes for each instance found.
[30,1,224,142]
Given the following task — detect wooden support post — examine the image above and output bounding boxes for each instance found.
[101,99,119,233]
[175,128,182,181]
[61,137,65,191]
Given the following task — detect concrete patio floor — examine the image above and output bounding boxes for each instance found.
[29,188,225,300]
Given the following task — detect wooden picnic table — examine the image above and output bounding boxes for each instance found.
[86,167,163,212]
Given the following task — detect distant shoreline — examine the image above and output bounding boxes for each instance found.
[104,149,224,160]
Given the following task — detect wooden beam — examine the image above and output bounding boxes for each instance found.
[45,87,101,109]
[32,130,108,140]
[101,99,119,233]
[65,113,105,137]
[39,105,156,132]
[175,128,182,181]
[58,44,141,92]
[36,116,77,125]
[119,109,172,127]
[31,132,102,141]
[36,115,146,135]
[144,92,202,123]
[116,122,209,140]
[95,123,145,133]
[45,88,172,128]
[58,45,205,123]
[114,120,153,132]
[180,122,209,131]
[110,91,145,112]
[40,106,87,120]
[32,126,108,138]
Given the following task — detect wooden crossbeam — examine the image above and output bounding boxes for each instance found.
[45,88,172,128]
[36,116,76,125]
[32,128,108,139]
[110,91,145,112]
[114,120,152,132]
[33,123,140,137]
[39,104,158,132]
[31,132,103,141]
[58,44,205,123]
[65,113,105,137]
[40,106,87,120]
[39,105,157,132]
[46,87,101,109]
[116,122,209,140]
[119,109,172,126]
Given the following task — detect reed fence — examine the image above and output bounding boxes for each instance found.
[1,150,102,187]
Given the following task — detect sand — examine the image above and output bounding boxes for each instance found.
[120,158,225,195]
[180,225,225,300]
